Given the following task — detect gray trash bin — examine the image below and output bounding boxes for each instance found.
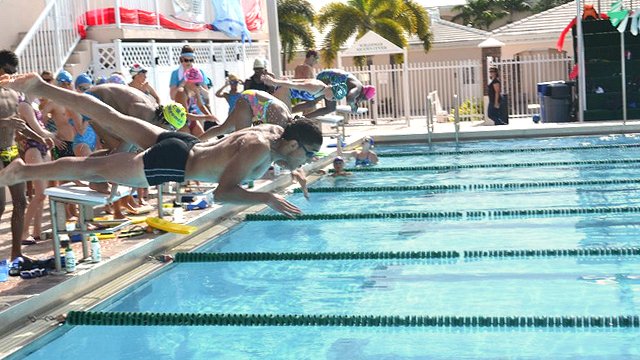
[542,82,571,123]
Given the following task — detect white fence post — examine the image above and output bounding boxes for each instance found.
[114,0,122,29]
[402,48,410,125]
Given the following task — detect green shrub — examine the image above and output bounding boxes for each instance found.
[448,98,484,122]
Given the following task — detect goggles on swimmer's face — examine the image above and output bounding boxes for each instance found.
[297,141,317,158]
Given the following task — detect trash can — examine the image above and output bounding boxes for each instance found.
[537,81,572,122]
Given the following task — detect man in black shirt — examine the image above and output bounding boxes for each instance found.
[244,58,275,94]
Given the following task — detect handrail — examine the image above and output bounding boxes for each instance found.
[14,0,87,74]
[426,92,434,145]
[13,1,57,56]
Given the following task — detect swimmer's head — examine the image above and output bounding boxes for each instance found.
[361,85,376,101]
[95,76,108,85]
[333,156,345,171]
[129,63,148,78]
[56,70,73,86]
[108,73,127,85]
[185,67,204,84]
[362,136,374,148]
[162,102,187,130]
[75,73,93,92]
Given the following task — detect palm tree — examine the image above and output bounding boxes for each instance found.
[532,0,571,12]
[278,0,316,65]
[498,0,533,23]
[315,0,431,66]
[451,0,508,30]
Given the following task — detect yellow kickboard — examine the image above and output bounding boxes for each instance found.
[92,215,147,225]
[146,217,197,235]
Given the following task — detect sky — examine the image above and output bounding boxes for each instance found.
[311,0,467,10]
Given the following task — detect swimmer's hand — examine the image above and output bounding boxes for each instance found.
[0,73,43,94]
[267,193,302,218]
[291,169,309,200]
[261,74,276,87]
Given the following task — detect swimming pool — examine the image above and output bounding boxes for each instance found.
[12,134,640,359]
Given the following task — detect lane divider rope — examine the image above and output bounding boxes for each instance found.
[245,205,640,221]
[173,247,640,263]
[340,158,640,172]
[294,178,640,194]
[65,311,640,328]
[378,143,640,157]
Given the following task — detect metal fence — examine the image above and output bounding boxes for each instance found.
[489,54,574,118]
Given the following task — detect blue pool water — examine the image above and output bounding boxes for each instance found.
[14,134,640,359]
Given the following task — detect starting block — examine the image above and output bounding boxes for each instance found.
[316,105,369,139]
[44,184,133,273]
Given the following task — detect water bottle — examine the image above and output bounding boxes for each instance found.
[172,207,184,223]
[65,246,76,273]
[273,164,281,176]
[0,259,8,282]
[90,233,101,263]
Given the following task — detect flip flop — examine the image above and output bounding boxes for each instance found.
[117,226,147,238]
[20,268,47,279]
[21,237,37,245]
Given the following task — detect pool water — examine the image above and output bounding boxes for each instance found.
[14,134,640,359]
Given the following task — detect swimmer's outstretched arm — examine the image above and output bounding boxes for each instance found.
[213,141,302,218]
[300,99,337,118]
[262,75,325,94]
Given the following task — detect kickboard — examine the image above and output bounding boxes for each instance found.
[97,233,116,240]
[146,217,197,235]
[92,215,147,225]
[127,204,154,215]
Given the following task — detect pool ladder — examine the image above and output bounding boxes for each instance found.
[425,93,460,145]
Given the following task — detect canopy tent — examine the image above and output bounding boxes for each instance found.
[337,31,409,124]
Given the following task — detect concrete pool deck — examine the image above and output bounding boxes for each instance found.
[2,116,640,357]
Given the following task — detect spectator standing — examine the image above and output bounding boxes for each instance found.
[294,50,319,79]
[244,58,275,94]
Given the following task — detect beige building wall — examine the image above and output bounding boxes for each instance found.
[501,39,574,58]
[0,0,47,51]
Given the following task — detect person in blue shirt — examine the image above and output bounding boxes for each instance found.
[169,45,207,101]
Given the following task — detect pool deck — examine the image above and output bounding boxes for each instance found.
[2,116,640,357]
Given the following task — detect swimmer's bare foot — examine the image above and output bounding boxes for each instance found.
[89,182,110,194]
[0,73,43,94]
[0,158,25,187]
[113,210,127,220]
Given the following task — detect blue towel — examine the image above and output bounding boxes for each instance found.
[211,0,251,42]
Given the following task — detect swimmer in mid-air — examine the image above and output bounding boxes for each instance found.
[0,73,323,217]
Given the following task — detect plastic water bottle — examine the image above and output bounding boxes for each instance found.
[172,207,184,223]
[90,233,101,263]
[65,246,76,273]
[0,259,8,282]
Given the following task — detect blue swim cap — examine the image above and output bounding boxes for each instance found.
[75,73,93,89]
[108,73,126,85]
[95,76,108,85]
[56,70,73,84]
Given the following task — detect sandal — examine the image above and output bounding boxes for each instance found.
[21,237,37,245]
[20,268,47,279]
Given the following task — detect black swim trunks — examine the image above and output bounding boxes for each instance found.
[51,141,75,159]
[142,132,200,186]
